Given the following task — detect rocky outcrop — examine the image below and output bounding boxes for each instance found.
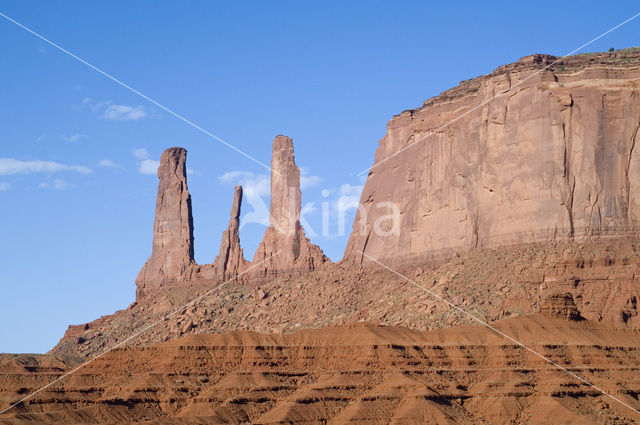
[135,136,327,294]
[345,50,640,267]
[539,293,583,321]
[252,135,328,278]
[211,186,248,279]
[136,147,195,296]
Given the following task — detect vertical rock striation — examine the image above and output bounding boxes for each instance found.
[345,51,640,267]
[252,135,328,279]
[136,147,195,296]
[212,185,248,279]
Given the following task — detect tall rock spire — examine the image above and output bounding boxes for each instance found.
[212,185,248,279]
[136,147,195,294]
[270,135,301,236]
[252,135,328,278]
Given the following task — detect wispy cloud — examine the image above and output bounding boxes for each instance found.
[82,97,107,110]
[138,159,160,175]
[82,98,148,121]
[0,158,92,175]
[219,171,270,197]
[102,104,147,121]
[39,178,71,190]
[0,182,11,191]
[53,178,71,190]
[62,133,87,143]
[132,148,150,160]
[98,159,119,168]
[300,167,323,190]
[131,148,159,175]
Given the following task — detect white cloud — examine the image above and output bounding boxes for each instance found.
[132,149,160,175]
[300,171,323,190]
[219,171,271,228]
[36,134,48,142]
[219,171,270,197]
[102,104,147,121]
[0,182,10,191]
[62,133,87,143]
[301,177,322,189]
[52,178,71,190]
[138,159,160,175]
[82,98,148,121]
[302,203,317,215]
[98,159,119,168]
[132,148,150,160]
[0,158,92,175]
[39,179,71,190]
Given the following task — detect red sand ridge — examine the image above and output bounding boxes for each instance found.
[4,316,640,424]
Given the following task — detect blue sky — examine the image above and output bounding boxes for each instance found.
[0,1,638,353]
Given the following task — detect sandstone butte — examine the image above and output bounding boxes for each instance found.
[345,51,640,268]
[3,49,640,425]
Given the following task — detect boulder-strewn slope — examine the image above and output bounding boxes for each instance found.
[49,51,640,362]
[346,49,640,267]
[51,236,640,359]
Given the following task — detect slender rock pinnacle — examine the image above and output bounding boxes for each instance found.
[212,185,248,279]
[136,147,195,295]
[252,135,328,278]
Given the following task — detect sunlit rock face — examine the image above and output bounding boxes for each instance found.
[252,135,329,279]
[136,147,195,294]
[345,52,640,267]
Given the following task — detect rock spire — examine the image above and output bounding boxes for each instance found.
[212,185,248,279]
[252,135,328,277]
[136,147,195,294]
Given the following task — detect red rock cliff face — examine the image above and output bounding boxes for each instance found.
[136,148,195,293]
[345,52,640,267]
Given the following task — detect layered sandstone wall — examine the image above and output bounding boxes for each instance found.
[345,51,640,266]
